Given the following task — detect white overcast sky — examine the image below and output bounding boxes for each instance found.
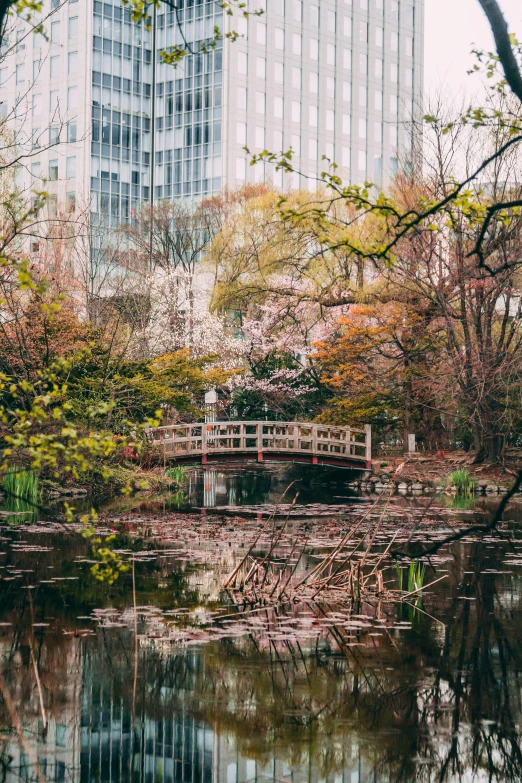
[424,0,522,98]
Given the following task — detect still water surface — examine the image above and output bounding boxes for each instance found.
[1,465,522,783]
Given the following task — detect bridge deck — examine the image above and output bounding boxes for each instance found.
[148,421,371,469]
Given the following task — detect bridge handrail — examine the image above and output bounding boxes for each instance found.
[147,421,371,465]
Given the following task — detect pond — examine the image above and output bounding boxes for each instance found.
[1,464,522,783]
[160,463,361,511]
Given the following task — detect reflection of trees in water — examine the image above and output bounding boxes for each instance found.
[2,530,522,782]
[187,541,522,782]
[408,541,522,782]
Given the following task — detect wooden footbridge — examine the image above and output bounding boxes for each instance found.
[149,421,371,469]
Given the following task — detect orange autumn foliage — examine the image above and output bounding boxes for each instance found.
[312,303,440,443]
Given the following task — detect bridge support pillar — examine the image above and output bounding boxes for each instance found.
[257,451,264,463]
[312,456,318,465]
[202,454,208,465]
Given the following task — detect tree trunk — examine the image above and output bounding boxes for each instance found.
[472,430,505,464]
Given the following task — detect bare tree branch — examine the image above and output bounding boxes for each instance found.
[477,0,522,103]
[392,470,522,559]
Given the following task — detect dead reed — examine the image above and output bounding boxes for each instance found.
[222,495,407,607]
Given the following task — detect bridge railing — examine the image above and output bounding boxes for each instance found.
[148,421,371,466]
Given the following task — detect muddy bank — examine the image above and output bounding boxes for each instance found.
[365,450,522,495]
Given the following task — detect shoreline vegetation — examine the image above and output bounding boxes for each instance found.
[1,450,520,511]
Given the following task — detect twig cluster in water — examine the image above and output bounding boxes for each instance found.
[223,497,403,607]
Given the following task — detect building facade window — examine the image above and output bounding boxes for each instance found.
[50,55,60,78]
[68,16,78,38]
[237,86,247,109]
[326,43,335,65]
[255,126,265,148]
[66,156,76,178]
[237,121,246,144]
[326,109,334,131]
[49,161,58,180]
[255,91,265,114]
[68,51,78,74]
[326,76,335,97]
[236,157,246,180]
[66,191,76,212]
[67,86,77,108]
[237,52,247,74]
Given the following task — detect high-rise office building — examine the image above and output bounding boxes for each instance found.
[1,0,424,224]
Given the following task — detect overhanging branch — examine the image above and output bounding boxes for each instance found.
[477,0,522,103]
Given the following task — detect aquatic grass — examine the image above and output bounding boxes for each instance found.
[396,561,426,593]
[2,470,39,502]
[1,470,39,523]
[408,561,426,593]
[448,469,476,497]
[396,562,404,591]
[166,466,186,486]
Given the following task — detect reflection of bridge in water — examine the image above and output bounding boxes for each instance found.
[149,421,372,470]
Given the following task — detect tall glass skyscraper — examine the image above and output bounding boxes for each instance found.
[1,0,424,224]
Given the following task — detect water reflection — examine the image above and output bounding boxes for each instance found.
[184,464,359,510]
[2,505,522,782]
